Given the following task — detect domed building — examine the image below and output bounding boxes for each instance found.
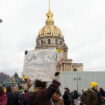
[35,1,83,72]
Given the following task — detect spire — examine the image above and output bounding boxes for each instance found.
[48,0,51,12]
[46,0,54,25]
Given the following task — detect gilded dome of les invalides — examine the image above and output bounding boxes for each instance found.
[38,10,62,38]
[36,5,66,50]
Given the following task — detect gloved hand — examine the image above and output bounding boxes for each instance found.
[55,72,60,77]
[54,72,60,81]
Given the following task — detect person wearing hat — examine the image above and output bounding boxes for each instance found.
[82,82,101,105]
[0,86,7,105]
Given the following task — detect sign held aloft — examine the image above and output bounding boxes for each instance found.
[23,49,62,81]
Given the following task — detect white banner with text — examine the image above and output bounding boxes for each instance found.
[23,49,62,81]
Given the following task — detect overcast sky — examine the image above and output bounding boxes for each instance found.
[0,0,105,75]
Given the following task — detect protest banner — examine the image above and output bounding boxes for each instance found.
[23,49,62,81]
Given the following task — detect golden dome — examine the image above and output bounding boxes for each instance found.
[38,1,62,38]
[38,24,62,37]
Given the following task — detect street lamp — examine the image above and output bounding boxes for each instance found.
[74,77,81,92]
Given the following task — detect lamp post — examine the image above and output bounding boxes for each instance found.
[74,77,81,92]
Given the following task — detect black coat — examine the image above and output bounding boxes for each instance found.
[63,92,73,105]
[13,92,21,105]
[72,91,79,99]
[100,90,105,97]
[6,92,15,105]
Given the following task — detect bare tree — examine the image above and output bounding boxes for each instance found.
[0,72,11,84]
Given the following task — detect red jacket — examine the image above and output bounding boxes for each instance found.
[0,93,7,105]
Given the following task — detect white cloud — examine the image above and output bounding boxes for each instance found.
[0,0,105,75]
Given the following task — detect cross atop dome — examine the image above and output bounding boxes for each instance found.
[46,0,54,25]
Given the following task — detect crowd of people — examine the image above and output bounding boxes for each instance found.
[0,72,105,105]
[63,83,105,105]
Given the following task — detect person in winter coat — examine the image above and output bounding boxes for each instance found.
[100,88,105,97]
[80,89,87,105]
[72,90,80,105]
[0,86,7,105]
[21,72,61,105]
[6,86,16,105]
[52,90,64,105]
[72,90,79,99]
[82,82,101,105]
[63,88,73,105]
[13,87,22,105]
[100,88,105,105]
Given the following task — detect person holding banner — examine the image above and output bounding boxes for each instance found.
[21,72,61,105]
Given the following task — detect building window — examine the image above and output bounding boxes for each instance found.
[44,41,46,44]
[48,39,51,44]
[41,40,43,45]
[74,69,77,72]
[37,42,39,45]
[47,32,51,35]
[60,41,62,44]
[55,39,58,44]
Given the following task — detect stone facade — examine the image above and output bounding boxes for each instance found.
[35,6,83,72]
